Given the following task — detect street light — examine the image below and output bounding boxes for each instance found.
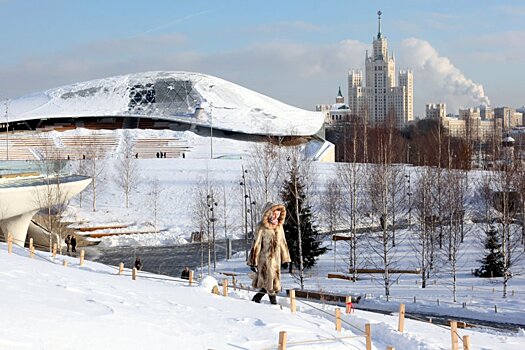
[240,166,249,261]
[405,173,412,225]
[4,99,9,161]
[250,199,256,238]
[209,195,218,271]
[210,111,213,159]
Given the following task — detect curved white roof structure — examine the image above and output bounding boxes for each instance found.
[2,71,324,137]
[0,172,91,247]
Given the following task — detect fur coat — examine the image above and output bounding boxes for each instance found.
[247,202,291,295]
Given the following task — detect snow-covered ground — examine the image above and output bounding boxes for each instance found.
[2,240,524,349]
[2,128,525,348]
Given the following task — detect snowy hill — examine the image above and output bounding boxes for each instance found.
[1,243,524,349]
[2,126,525,348]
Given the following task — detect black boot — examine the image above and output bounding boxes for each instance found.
[269,295,277,305]
[252,292,265,303]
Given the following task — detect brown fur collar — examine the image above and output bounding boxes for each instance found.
[261,203,286,229]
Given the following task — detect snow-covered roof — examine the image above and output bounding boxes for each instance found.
[2,71,324,137]
[330,103,350,111]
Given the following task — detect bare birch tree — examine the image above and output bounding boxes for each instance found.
[33,136,70,252]
[364,119,403,300]
[248,139,280,208]
[442,169,469,301]
[148,178,163,234]
[413,167,434,288]
[491,166,524,297]
[115,132,140,208]
[337,144,363,281]
[83,135,107,212]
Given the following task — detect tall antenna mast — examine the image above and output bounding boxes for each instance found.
[377,10,382,39]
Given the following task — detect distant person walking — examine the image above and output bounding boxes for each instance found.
[65,235,72,253]
[180,266,190,280]
[70,235,77,253]
[134,257,142,271]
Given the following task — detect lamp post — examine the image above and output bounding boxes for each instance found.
[206,194,211,275]
[249,198,256,239]
[208,193,218,271]
[240,166,249,261]
[405,173,412,225]
[210,111,213,159]
[206,193,218,272]
[5,99,9,161]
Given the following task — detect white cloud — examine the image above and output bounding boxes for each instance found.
[0,35,494,116]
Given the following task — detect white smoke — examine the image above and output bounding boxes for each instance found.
[398,38,490,114]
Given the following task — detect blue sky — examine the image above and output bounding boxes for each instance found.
[1,0,524,116]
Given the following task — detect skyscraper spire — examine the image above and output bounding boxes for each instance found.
[377,10,382,39]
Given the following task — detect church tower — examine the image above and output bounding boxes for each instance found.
[336,86,344,104]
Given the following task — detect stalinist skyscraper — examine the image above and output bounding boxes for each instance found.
[347,11,413,128]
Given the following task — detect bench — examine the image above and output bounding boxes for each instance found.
[286,289,361,304]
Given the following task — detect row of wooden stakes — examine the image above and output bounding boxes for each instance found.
[6,234,471,350]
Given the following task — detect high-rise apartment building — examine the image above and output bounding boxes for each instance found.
[347,11,413,128]
[426,103,446,119]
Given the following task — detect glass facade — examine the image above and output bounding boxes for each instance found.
[127,79,202,117]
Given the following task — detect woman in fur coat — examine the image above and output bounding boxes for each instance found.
[248,202,291,304]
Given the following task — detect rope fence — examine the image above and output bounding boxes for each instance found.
[398,304,471,350]
[1,237,504,350]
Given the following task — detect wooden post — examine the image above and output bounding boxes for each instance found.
[289,290,296,313]
[189,270,194,286]
[278,331,287,350]
[79,250,85,266]
[118,262,124,274]
[7,232,13,254]
[29,238,34,258]
[345,296,353,314]
[52,243,57,258]
[365,323,372,350]
[494,305,497,313]
[387,347,395,350]
[413,296,416,303]
[132,267,137,280]
[398,304,405,333]
[222,279,228,297]
[463,335,470,350]
[335,308,342,332]
[450,321,458,350]
[63,259,68,267]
